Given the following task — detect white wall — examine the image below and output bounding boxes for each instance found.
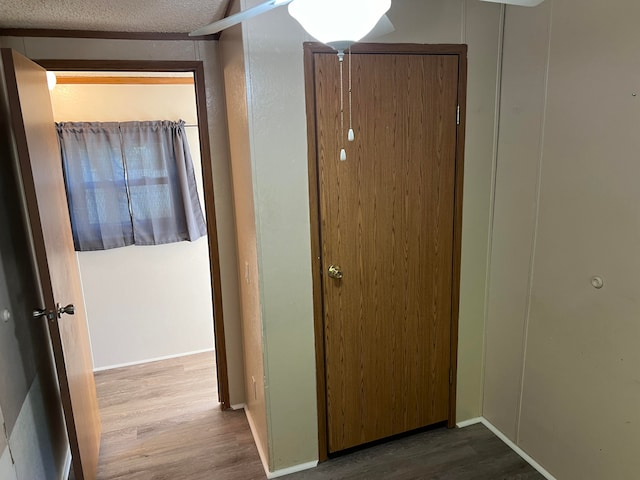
[484,0,640,478]
[219,14,270,466]
[0,385,17,480]
[222,0,503,471]
[50,82,215,369]
[5,377,64,480]
[0,449,15,480]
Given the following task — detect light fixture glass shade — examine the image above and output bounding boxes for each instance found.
[480,0,544,5]
[289,0,391,50]
[46,71,57,91]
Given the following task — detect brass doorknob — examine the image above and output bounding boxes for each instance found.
[328,265,343,279]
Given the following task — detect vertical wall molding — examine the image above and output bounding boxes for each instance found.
[480,2,506,415]
[513,0,554,444]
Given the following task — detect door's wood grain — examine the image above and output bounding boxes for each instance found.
[1,49,101,479]
[315,53,459,452]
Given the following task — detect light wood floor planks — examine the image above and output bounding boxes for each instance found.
[93,352,544,480]
[94,351,265,480]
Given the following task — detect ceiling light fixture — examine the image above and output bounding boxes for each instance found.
[288,0,391,52]
[289,0,391,161]
[46,71,57,91]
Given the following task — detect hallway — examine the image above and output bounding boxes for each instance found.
[94,352,264,480]
[92,351,542,480]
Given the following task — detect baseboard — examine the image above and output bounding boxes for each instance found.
[455,416,483,428]
[244,408,271,476]
[480,418,556,480]
[92,348,215,372]
[61,447,72,480]
[243,408,318,478]
[457,417,556,480]
[241,412,553,479]
[231,403,246,410]
[267,461,318,479]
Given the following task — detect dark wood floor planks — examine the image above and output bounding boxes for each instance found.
[284,424,545,480]
[93,352,544,480]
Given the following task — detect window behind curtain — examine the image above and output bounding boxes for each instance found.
[57,120,207,251]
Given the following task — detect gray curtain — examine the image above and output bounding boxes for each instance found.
[57,120,207,251]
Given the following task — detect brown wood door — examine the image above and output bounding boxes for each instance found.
[0,49,101,479]
[313,51,461,452]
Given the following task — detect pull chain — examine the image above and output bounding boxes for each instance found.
[348,48,354,142]
[339,52,346,161]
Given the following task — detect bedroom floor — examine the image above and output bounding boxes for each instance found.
[91,352,544,480]
[282,423,544,479]
[93,351,264,480]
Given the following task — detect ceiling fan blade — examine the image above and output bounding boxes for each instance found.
[362,14,395,41]
[190,0,293,36]
[478,0,545,6]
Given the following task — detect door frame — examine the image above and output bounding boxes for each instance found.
[303,43,468,460]
[35,59,231,409]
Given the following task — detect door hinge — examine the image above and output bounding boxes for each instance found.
[449,367,453,385]
[456,105,460,126]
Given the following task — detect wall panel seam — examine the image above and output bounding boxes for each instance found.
[514,0,555,445]
[480,2,506,416]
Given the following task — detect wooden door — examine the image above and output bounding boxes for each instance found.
[311,50,463,453]
[0,49,101,479]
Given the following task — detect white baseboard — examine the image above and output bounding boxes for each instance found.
[480,418,556,480]
[231,403,246,410]
[241,414,549,480]
[455,416,483,428]
[93,348,215,372]
[458,417,556,480]
[267,461,318,479]
[61,447,72,480]
[243,408,317,478]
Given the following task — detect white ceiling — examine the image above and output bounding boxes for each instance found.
[0,0,231,33]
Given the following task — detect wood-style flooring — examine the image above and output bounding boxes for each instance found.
[94,351,264,480]
[282,424,545,480]
[93,352,544,480]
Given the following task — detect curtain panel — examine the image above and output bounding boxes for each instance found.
[57,120,207,251]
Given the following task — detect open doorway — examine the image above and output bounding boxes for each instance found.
[37,60,230,411]
[0,52,248,479]
[40,60,230,388]
[45,66,233,476]
[49,70,215,371]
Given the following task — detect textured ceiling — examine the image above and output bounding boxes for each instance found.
[0,0,231,33]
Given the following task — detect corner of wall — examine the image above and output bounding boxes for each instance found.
[455,0,504,422]
[219,19,270,470]
[239,2,319,472]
